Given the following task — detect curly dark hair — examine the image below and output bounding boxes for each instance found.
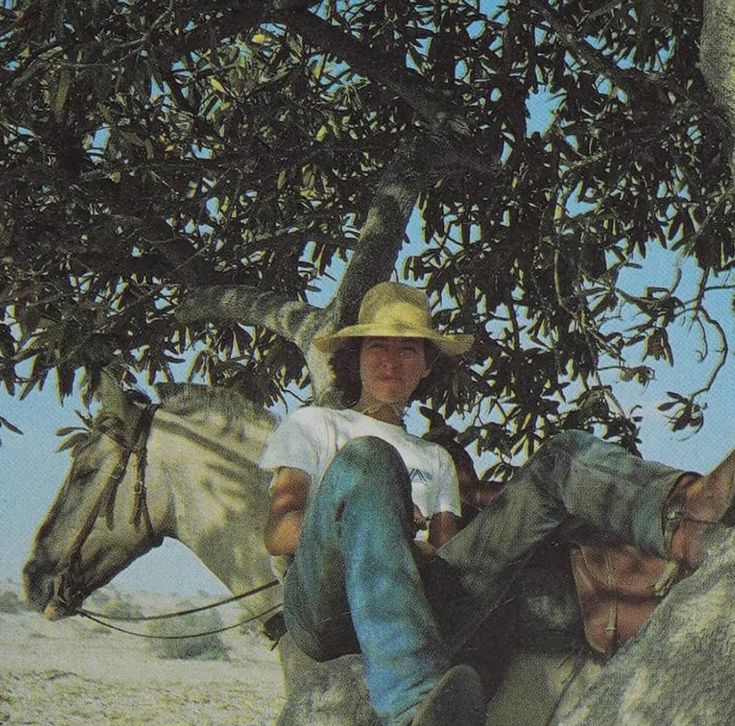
[329,337,447,406]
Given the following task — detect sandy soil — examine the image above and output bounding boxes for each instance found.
[0,585,285,726]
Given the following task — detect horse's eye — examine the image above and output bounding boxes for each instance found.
[72,469,96,485]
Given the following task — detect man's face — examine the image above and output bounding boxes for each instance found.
[358,336,431,409]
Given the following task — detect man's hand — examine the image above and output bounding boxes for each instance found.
[413,504,429,535]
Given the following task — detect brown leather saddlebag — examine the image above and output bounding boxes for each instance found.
[569,541,679,658]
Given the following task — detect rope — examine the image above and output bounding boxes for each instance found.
[77,579,280,622]
[78,602,283,640]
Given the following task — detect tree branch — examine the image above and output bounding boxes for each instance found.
[528,0,656,101]
[333,140,427,324]
[250,227,358,251]
[271,5,471,139]
[700,0,735,179]
[174,282,343,408]
[175,284,319,345]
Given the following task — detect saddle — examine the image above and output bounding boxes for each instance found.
[568,538,679,658]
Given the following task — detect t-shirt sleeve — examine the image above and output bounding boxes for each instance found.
[435,447,463,517]
[259,408,322,484]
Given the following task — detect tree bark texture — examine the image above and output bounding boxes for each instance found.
[700,0,735,179]
[175,286,317,342]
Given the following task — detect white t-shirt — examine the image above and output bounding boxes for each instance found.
[260,407,462,539]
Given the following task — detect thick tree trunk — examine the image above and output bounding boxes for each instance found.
[700,0,735,179]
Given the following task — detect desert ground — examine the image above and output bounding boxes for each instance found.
[0,580,598,726]
[0,583,285,726]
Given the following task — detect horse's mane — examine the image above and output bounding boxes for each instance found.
[155,383,278,431]
[64,382,277,459]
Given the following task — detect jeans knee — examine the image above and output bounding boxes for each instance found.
[321,436,411,504]
[541,429,596,459]
[336,436,407,480]
[321,437,413,530]
[522,430,597,493]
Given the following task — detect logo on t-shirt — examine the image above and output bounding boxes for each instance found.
[409,468,429,483]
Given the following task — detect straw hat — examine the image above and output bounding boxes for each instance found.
[314,282,473,356]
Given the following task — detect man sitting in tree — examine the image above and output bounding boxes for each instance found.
[261,281,735,726]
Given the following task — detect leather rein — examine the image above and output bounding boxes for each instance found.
[53,401,281,637]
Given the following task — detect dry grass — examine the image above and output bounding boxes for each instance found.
[0,584,285,725]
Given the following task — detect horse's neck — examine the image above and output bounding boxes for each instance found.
[148,408,279,609]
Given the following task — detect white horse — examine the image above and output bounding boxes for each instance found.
[23,375,280,625]
[29,376,735,725]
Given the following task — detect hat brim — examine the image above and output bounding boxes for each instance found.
[314,323,473,356]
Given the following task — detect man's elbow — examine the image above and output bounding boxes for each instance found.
[263,521,284,555]
[263,510,302,556]
[264,531,287,556]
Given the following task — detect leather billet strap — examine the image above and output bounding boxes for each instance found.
[129,403,162,548]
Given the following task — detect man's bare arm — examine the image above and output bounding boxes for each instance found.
[264,467,310,556]
[428,510,457,548]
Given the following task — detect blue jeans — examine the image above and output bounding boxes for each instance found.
[283,431,685,725]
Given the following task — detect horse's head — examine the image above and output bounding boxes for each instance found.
[23,374,170,619]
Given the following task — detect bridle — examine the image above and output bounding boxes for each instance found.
[50,398,282,638]
[53,402,163,614]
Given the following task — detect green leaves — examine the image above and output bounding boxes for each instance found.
[658,391,704,433]
[0,414,22,448]
[0,0,731,464]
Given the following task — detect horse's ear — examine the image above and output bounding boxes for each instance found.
[96,369,129,421]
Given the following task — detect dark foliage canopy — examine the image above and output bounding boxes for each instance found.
[1,0,733,472]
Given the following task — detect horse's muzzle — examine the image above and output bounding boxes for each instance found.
[44,598,74,621]
[44,571,85,620]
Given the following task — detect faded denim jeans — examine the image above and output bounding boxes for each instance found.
[282,431,685,725]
